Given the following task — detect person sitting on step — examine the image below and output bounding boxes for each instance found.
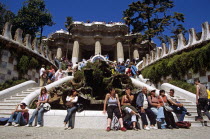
[167,89,191,122]
[25,87,49,127]
[64,89,78,130]
[136,87,157,130]
[103,87,127,132]
[158,90,179,129]
[121,87,139,130]
[4,102,29,127]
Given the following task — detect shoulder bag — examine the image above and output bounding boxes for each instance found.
[160,96,173,112]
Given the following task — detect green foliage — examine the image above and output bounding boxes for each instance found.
[13,0,55,39]
[123,0,186,46]
[0,78,27,91]
[17,55,29,74]
[65,16,74,34]
[142,42,210,83]
[169,80,196,94]
[0,2,15,34]
[29,57,39,69]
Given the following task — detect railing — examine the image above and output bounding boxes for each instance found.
[0,22,56,67]
[139,22,210,70]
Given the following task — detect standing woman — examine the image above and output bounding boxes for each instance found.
[26,87,49,127]
[103,88,127,132]
[64,89,78,130]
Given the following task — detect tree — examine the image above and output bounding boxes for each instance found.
[123,0,186,50]
[65,16,74,34]
[14,0,55,42]
[0,2,15,34]
[64,16,74,58]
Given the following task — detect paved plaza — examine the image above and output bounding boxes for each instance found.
[0,126,209,139]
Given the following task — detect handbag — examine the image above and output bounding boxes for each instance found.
[160,96,173,112]
[65,101,74,108]
[43,103,51,111]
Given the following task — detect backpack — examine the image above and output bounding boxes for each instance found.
[176,121,191,128]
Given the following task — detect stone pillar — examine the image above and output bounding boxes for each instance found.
[72,39,80,65]
[95,39,101,55]
[133,48,139,59]
[116,41,124,63]
[56,48,62,60]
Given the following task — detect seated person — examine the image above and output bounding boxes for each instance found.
[158,90,178,129]
[25,87,49,127]
[136,87,157,130]
[167,89,191,121]
[103,87,127,132]
[121,87,139,130]
[5,102,29,127]
[148,90,166,129]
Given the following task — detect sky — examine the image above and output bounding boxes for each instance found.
[2,0,210,45]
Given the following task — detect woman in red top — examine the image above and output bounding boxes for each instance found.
[158,90,178,129]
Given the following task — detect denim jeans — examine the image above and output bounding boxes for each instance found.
[28,107,45,125]
[151,107,166,129]
[170,105,187,121]
[8,112,27,126]
[64,106,77,127]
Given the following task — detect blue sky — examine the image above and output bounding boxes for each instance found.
[2,0,210,45]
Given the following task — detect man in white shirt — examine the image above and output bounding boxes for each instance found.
[39,65,46,87]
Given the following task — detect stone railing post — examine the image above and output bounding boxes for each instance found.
[14,28,23,44]
[3,22,12,39]
[24,34,32,49]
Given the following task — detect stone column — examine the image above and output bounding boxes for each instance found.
[72,39,80,65]
[133,48,139,59]
[116,41,124,63]
[95,39,101,55]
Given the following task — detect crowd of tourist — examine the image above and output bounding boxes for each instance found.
[7,85,209,132]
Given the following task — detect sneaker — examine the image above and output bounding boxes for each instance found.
[186,112,192,116]
[14,124,20,127]
[106,127,111,132]
[144,126,150,130]
[35,124,42,128]
[68,127,72,130]
[167,125,173,129]
[120,127,127,132]
[4,123,12,126]
[150,126,158,130]
[133,127,138,131]
[25,124,32,127]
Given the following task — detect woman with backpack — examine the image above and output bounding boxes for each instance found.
[103,87,127,132]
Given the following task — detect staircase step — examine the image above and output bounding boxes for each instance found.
[4,99,22,103]
[16,94,29,97]
[0,102,19,105]
[0,105,16,109]
[10,96,26,99]
[0,109,14,113]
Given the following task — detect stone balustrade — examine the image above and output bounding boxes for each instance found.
[0,22,56,67]
[139,21,210,70]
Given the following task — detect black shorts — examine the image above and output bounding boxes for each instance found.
[107,105,122,119]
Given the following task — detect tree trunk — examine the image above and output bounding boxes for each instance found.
[40,26,43,44]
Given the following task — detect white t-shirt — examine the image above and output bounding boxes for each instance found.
[40,68,45,77]
[66,96,78,103]
[143,94,148,109]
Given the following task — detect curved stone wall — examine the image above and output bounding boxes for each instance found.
[139,21,210,70]
[0,22,57,83]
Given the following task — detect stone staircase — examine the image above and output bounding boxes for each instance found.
[0,87,41,118]
[175,96,209,127]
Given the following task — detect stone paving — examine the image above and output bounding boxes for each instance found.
[0,126,209,139]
